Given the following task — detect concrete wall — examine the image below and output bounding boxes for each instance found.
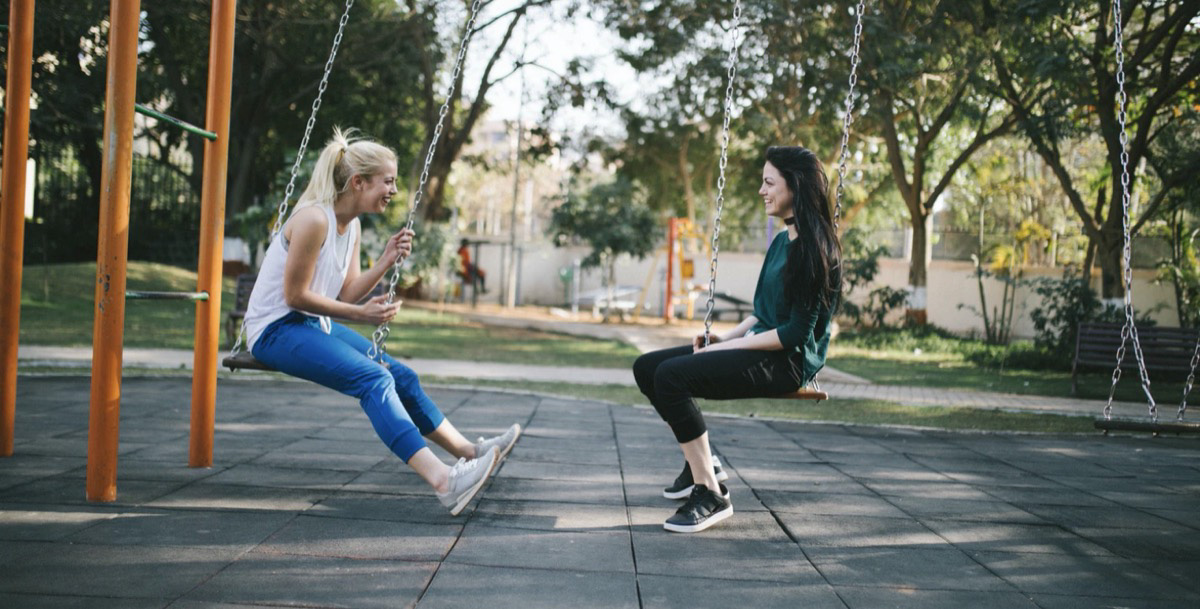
[462,239,1181,339]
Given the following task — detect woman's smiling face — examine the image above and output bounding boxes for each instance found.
[759,160,793,220]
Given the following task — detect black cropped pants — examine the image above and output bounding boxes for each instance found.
[632,345,805,443]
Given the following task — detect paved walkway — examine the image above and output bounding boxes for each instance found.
[2,376,1198,608]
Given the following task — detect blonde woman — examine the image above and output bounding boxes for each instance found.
[242,129,520,515]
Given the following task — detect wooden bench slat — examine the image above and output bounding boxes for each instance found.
[1072,322,1199,395]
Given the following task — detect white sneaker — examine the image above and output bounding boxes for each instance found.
[475,423,522,463]
[437,447,498,516]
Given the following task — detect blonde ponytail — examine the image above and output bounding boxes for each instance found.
[294,127,398,210]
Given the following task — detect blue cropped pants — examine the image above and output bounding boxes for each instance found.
[252,312,443,462]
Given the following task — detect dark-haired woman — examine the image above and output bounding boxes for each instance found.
[632,146,842,533]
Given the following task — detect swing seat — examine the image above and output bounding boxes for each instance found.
[776,387,829,401]
[222,351,275,372]
[1094,418,1200,435]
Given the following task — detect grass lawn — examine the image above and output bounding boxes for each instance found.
[423,377,1098,433]
[830,343,1191,405]
[18,261,640,368]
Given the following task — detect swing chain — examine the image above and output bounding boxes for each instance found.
[702,0,744,347]
[833,0,866,231]
[368,0,485,361]
[1103,0,1156,421]
[230,0,355,359]
[1179,334,1200,421]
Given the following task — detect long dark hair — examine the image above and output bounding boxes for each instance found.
[765,146,842,311]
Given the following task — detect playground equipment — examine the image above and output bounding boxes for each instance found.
[0,0,239,501]
[1093,0,1199,435]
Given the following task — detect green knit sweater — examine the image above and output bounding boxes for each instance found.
[748,231,834,385]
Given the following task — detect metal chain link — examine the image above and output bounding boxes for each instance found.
[1103,0,1156,420]
[701,0,744,347]
[367,0,485,361]
[833,0,866,231]
[230,0,355,359]
[1179,334,1200,421]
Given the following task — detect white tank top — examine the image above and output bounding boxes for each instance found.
[244,204,359,350]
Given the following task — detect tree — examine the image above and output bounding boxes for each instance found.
[859,0,1016,323]
[6,0,434,261]
[577,0,891,242]
[406,0,563,222]
[988,0,1200,299]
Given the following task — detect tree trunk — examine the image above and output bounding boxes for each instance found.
[906,211,932,325]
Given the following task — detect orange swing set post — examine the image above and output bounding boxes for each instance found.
[87,0,239,501]
[0,0,36,458]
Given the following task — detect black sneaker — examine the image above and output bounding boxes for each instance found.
[664,483,733,533]
[662,456,730,499]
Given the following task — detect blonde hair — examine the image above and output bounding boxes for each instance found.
[294,127,397,209]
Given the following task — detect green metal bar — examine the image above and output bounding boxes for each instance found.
[133,104,217,141]
[125,290,209,301]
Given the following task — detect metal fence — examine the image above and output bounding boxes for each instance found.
[24,143,202,268]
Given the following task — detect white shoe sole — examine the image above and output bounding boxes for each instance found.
[663,504,733,533]
[662,469,731,500]
[447,454,498,516]
[496,423,522,462]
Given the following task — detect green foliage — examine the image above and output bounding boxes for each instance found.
[16,0,432,261]
[1027,268,1156,358]
[398,221,457,292]
[548,177,658,269]
[838,228,907,328]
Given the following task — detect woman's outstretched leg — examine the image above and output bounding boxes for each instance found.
[254,315,498,515]
[331,322,523,462]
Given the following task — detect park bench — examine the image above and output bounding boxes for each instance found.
[576,285,645,320]
[1072,322,1200,395]
[225,273,258,347]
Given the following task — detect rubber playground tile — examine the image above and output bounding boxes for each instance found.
[472,498,631,532]
[805,546,1011,591]
[0,540,242,599]
[256,513,460,561]
[630,527,821,584]
[638,574,845,609]
[419,562,639,609]
[145,482,329,512]
[0,592,169,609]
[756,489,910,518]
[774,512,948,548]
[183,552,437,609]
[838,587,1042,609]
[447,521,634,574]
[199,463,360,491]
[64,507,293,548]
[921,520,1114,556]
[969,551,1198,598]
[0,503,120,541]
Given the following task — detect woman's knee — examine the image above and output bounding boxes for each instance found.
[351,363,396,399]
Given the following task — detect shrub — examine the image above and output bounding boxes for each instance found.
[1028,268,1156,358]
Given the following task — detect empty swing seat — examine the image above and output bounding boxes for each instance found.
[1093,418,1200,435]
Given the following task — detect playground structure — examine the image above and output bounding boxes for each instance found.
[0,0,238,501]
